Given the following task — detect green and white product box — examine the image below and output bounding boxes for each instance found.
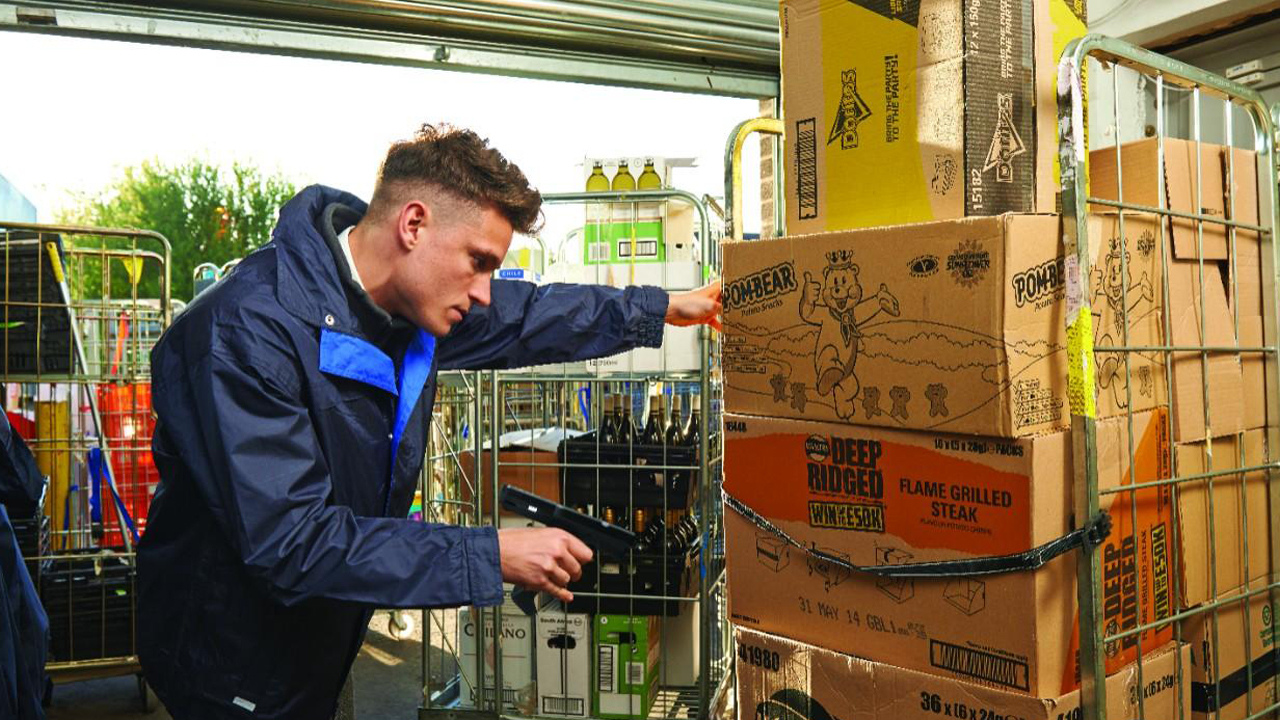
[592,614,660,720]
[458,603,536,715]
[536,612,591,718]
[582,156,697,266]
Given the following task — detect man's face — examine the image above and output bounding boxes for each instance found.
[403,203,512,336]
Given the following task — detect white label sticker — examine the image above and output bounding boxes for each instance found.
[232,696,257,712]
[1064,254,1083,324]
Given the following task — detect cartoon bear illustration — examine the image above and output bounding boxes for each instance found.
[800,250,900,419]
[1093,240,1154,408]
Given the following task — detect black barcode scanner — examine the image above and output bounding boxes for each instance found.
[498,485,637,615]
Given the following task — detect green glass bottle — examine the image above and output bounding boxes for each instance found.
[586,162,610,192]
[611,161,636,191]
[637,159,662,190]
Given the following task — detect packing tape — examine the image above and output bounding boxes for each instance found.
[1056,57,1086,163]
[1066,307,1097,418]
[722,490,1113,578]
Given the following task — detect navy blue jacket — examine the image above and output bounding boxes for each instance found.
[1,413,50,720]
[137,185,668,719]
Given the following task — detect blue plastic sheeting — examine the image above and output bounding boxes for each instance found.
[0,172,36,223]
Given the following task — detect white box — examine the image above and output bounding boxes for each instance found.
[586,324,703,375]
[536,612,591,718]
[658,599,701,686]
[577,260,703,292]
[458,604,536,715]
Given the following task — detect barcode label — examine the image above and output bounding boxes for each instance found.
[796,118,818,219]
[470,688,519,706]
[626,661,644,686]
[598,646,616,692]
[588,242,611,262]
[543,697,586,716]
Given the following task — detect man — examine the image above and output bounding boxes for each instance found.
[136,124,721,719]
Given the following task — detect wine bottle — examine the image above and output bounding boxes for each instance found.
[641,395,663,445]
[664,394,683,446]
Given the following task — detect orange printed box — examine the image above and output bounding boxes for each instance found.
[724,408,1176,696]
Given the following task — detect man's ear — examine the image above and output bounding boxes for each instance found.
[397,200,431,251]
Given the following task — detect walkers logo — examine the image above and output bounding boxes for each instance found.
[828,69,872,150]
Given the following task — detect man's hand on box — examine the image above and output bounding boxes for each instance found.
[666,279,722,332]
[498,527,593,603]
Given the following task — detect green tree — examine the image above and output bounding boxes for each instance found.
[58,158,297,302]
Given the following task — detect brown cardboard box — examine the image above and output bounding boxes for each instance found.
[1242,316,1267,430]
[722,213,1165,438]
[1089,140,1260,263]
[735,627,1190,720]
[1176,430,1272,608]
[781,0,1086,234]
[1182,582,1280,719]
[458,448,560,516]
[723,409,1175,696]
[1225,146,1263,318]
[1090,139,1258,441]
[1167,259,1245,442]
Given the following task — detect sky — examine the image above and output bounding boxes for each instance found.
[0,31,764,262]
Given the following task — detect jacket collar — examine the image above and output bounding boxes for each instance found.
[272,185,369,337]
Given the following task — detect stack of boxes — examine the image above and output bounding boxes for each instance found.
[456,605,667,719]
[543,156,713,375]
[1091,137,1276,720]
[723,0,1271,717]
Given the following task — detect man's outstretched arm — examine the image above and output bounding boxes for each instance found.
[438,278,722,371]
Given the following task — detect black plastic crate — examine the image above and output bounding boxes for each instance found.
[558,432,698,510]
[40,553,136,661]
[0,233,75,375]
[566,545,699,616]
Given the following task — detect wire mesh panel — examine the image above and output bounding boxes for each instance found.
[0,221,170,682]
[417,190,730,720]
[1057,35,1280,720]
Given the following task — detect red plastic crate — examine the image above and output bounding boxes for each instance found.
[96,382,158,543]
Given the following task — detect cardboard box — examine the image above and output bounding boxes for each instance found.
[1091,141,1260,440]
[457,448,560,516]
[1176,430,1272,608]
[593,614,661,720]
[1182,582,1280,719]
[1086,139,1262,441]
[458,604,536,714]
[536,612,591,718]
[1090,140,1260,265]
[723,409,1176,696]
[1241,315,1267,430]
[722,213,1165,437]
[1167,259,1245,442]
[780,0,1085,234]
[735,627,1190,720]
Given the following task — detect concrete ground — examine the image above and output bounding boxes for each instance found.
[45,610,454,720]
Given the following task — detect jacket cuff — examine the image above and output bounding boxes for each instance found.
[464,526,504,607]
[633,286,669,349]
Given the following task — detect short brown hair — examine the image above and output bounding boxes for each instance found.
[368,123,543,234]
